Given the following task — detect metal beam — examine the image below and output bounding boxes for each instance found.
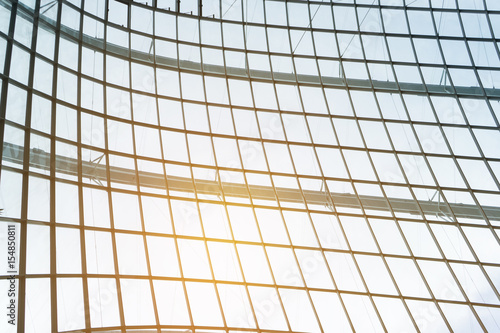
[3,142,499,221]
[8,0,500,98]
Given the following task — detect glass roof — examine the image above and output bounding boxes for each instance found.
[1,0,500,332]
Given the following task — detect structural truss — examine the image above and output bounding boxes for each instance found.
[1,0,500,332]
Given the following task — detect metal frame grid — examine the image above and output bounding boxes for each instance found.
[1,0,500,332]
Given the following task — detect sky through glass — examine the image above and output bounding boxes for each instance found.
[1,0,500,332]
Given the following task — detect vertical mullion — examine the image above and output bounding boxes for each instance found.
[174,7,196,331]
[76,0,92,331]
[0,0,16,165]
[102,0,127,330]
[17,0,41,332]
[148,5,174,333]
[126,2,162,331]
[286,1,360,331]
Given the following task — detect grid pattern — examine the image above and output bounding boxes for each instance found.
[1,0,500,332]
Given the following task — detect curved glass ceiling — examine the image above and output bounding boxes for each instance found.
[1,0,500,332]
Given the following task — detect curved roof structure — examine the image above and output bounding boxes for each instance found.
[1,0,500,332]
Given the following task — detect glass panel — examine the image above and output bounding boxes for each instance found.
[3,1,500,331]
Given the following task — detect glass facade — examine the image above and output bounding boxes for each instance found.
[1,0,500,332]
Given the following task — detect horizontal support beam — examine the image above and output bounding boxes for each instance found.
[2,142,499,221]
[9,0,499,98]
